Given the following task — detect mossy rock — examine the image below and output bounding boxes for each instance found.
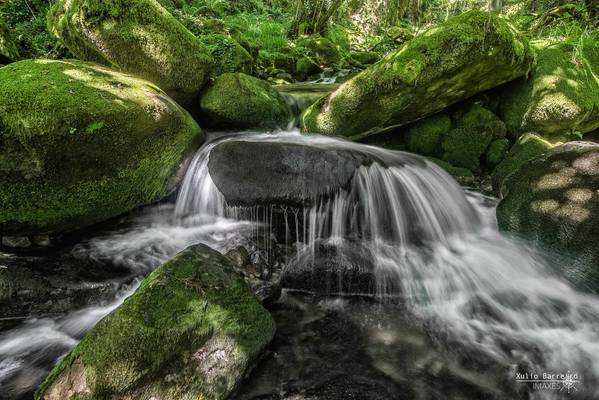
[440,105,507,171]
[426,157,475,185]
[296,35,341,67]
[386,26,414,45]
[301,10,535,138]
[406,113,452,156]
[200,73,291,129]
[295,56,323,81]
[349,51,381,66]
[499,39,599,138]
[0,16,19,63]
[492,132,558,195]
[485,138,511,166]
[0,59,203,236]
[35,244,275,400]
[496,142,599,292]
[48,0,214,106]
[199,33,254,76]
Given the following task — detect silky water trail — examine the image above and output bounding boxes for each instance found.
[0,130,597,399]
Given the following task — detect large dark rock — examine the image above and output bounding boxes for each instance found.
[36,244,275,400]
[497,142,599,292]
[208,140,372,207]
[281,242,380,295]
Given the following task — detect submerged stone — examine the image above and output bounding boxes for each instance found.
[0,59,203,236]
[497,142,599,292]
[301,10,534,138]
[200,73,291,129]
[35,244,275,400]
[48,0,214,106]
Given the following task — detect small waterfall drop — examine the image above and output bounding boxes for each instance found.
[175,129,599,399]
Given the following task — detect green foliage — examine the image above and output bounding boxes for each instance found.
[407,113,452,156]
[0,0,69,59]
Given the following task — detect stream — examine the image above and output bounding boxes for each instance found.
[1,130,599,399]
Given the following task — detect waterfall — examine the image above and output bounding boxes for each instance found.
[175,130,599,399]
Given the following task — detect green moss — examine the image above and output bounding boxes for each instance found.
[406,113,452,156]
[301,10,535,139]
[295,56,322,81]
[426,157,475,185]
[200,72,291,129]
[440,105,506,171]
[491,132,558,194]
[349,51,380,66]
[499,39,599,137]
[0,59,203,235]
[486,138,511,166]
[296,35,341,67]
[199,33,254,76]
[48,0,214,105]
[36,244,275,400]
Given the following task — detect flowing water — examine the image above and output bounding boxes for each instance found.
[1,130,598,399]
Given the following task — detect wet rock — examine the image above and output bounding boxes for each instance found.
[281,242,379,295]
[2,236,31,249]
[497,142,599,292]
[208,140,371,207]
[36,244,275,400]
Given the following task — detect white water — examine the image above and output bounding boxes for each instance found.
[1,129,599,399]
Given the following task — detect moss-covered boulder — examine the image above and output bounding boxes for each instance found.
[296,36,341,67]
[426,157,475,185]
[485,138,510,166]
[199,34,254,76]
[0,59,203,235]
[499,40,599,138]
[349,51,381,66]
[496,142,599,292]
[200,73,291,129]
[48,0,214,106]
[301,10,534,138]
[406,113,452,157]
[295,56,323,81]
[441,105,507,171]
[492,133,558,194]
[0,16,19,63]
[35,244,275,400]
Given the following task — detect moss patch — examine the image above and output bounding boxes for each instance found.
[499,39,599,137]
[301,10,535,138]
[200,72,291,129]
[406,113,452,156]
[36,244,275,400]
[492,132,558,195]
[48,0,214,106]
[199,33,254,77]
[0,59,203,235]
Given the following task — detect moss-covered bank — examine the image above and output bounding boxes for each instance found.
[48,0,214,106]
[36,244,275,400]
[301,10,535,139]
[0,59,203,235]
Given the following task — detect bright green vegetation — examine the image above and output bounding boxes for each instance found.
[35,244,275,400]
[492,132,559,194]
[0,0,70,60]
[407,113,452,157]
[198,33,254,76]
[200,72,291,129]
[441,105,507,171]
[301,10,535,138]
[497,142,599,292]
[426,157,475,184]
[48,0,214,105]
[0,59,203,235]
[499,38,599,138]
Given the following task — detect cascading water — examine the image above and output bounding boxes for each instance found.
[175,130,599,399]
[1,129,599,399]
